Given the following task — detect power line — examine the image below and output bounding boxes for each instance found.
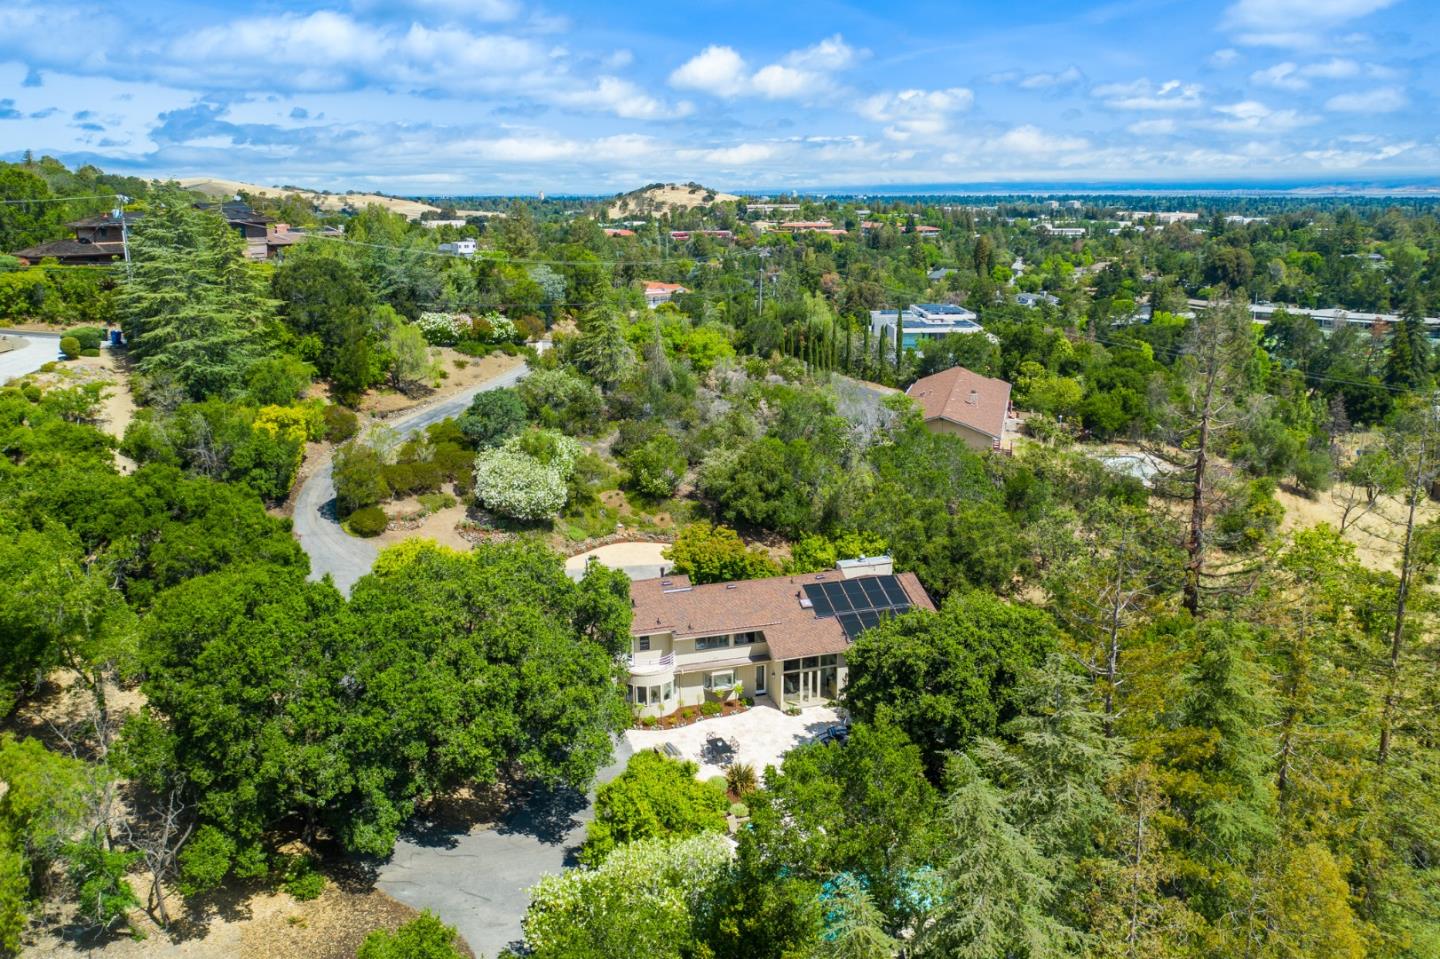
[0,193,124,205]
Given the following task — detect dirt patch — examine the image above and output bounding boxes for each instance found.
[359,351,522,417]
[26,883,471,959]
[375,501,475,553]
[1275,482,1440,574]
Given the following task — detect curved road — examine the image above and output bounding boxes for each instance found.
[293,361,528,594]
[0,330,62,384]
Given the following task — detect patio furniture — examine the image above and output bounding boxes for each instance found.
[660,742,683,760]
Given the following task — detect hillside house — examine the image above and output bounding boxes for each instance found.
[642,281,689,307]
[870,303,983,349]
[905,365,1012,451]
[626,557,934,718]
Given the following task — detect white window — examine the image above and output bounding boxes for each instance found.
[707,670,735,690]
[631,684,647,704]
[695,635,729,651]
[733,631,761,646]
[636,636,651,653]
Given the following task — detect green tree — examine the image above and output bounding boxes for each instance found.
[581,751,728,866]
[457,387,527,448]
[844,591,1059,777]
[662,521,780,584]
[571,306,635,391]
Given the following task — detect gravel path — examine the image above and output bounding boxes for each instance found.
[293,362,528,594]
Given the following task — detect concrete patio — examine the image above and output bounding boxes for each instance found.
[625,704,844,780]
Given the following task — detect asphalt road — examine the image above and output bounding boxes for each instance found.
[292,362,529,595]
[378,737,634,958]
[0,330,61,384]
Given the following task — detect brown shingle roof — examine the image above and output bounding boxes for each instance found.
[11,239,124,262]
[905,365,1011,441]
[630,569,935,661]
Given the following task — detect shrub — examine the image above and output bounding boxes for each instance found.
[728,802,749,819]
[458,387,527,449]
[80,348,99,357]
[623,432,687,499]
[358,911,465,959]
[417,492,456,513]
[725,762,757,798]
[705,775,728,793]
[323,404,359,443]
[279,855,326,901]
[348,505,389,537]
[66,326,104,351]
[700,701,723,717]
[59,336,80,359]
[664,522,780,585]
[641,715,658,728]
[383,462,417,495]
[471,429,581,521]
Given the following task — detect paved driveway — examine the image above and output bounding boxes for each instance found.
[0,331,59,384]
[377,738,632,958]
[293,362,528,594]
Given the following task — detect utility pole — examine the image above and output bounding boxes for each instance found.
[115,195,132,281]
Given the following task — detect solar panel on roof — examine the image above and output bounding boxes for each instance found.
[859,577,888,605]
[806,574,916,641]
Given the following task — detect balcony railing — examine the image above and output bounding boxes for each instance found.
[627,652,675,674]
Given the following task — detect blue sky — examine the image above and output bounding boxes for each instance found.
[0,0,1436,194]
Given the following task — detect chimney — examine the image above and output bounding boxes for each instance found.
[967,389,978,405]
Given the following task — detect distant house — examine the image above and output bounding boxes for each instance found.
[778,220,841,234]
[420,218,468,229]
[1038,223,1086,238]
[625,557,934,718]
[905,365,1012,451]
[927,267,957,281]
[870,303,982,350]
[604,228,636,237]
[641,281,689,307]
[438,238,477,256]
[11,211,139,265]
[1015,291,1060,308]
[914,224,941,239]
[670,229,734,242]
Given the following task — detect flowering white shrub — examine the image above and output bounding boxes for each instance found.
[472,430,582,520]
[416,312,467,346]
[481,312,518,344]
[523,833,732,957]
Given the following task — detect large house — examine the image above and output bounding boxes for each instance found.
[642,281,689,307]
[870,303,983,349]
[626,557,934,718]
[11,211,139,265]
[905,365,1012,451]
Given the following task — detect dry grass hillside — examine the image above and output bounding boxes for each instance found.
[177,177,443,220]
[606,182,740,219]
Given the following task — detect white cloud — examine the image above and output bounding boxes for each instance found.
[1252,57,1360,89]
[668,44,749,97]
[699,142,778,165]
[1206,99,1317,131]
[1209,48,1240,66]
[1325,86,1407,112]
[1128,118,1177,135]
[1093,78,1203,110]
[857,87,973,139]
[993,125,1088,154]
[668,35,861,100]
[552,76,692,120]
[1018,66,1083,90]
[1223,0,1399,46]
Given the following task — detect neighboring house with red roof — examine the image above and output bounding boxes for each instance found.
[905,365,1012,451]
[625,558,934,718]
[641,280,688,307]
[604,227,636,237]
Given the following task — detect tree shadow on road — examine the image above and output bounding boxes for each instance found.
[496,784,589,847]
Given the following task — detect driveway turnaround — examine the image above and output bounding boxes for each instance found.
[0,331,60,384]
[378,738,633,958]
[293,362,527,594]
[564,541,672,582]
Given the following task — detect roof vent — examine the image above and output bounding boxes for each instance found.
[726,583,738,589]
[660,578,673,586]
